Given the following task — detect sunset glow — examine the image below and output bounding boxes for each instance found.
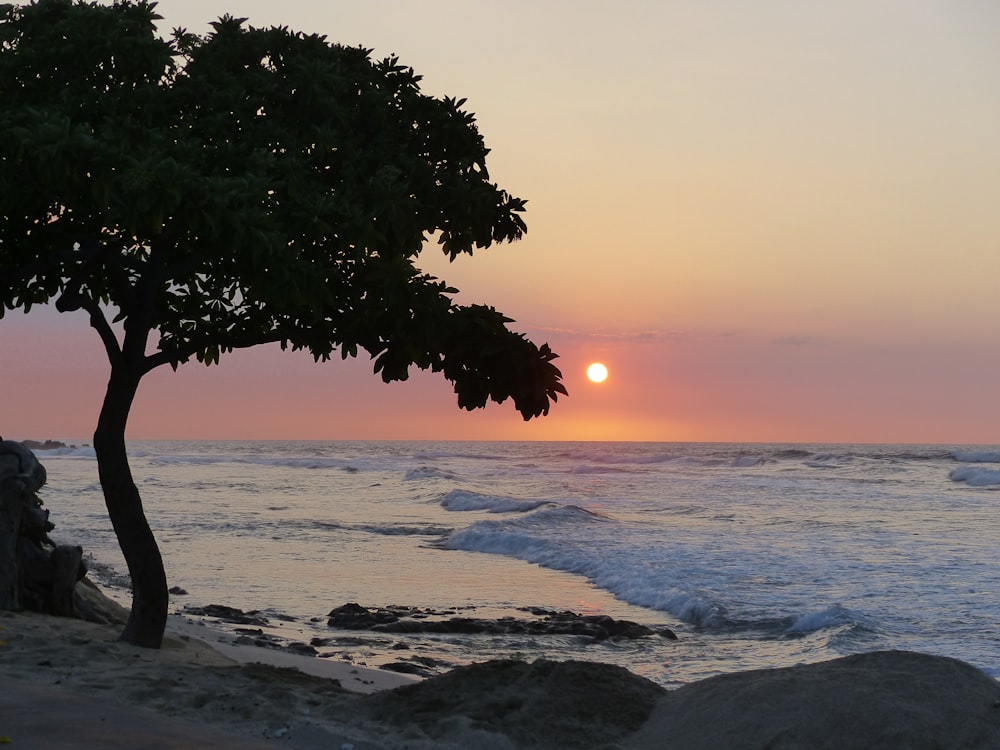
[3,2,1000,444]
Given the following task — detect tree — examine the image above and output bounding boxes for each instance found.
[0,0,566,648]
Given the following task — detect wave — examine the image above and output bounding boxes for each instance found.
[356,522,454,537]
[440,489,551,514]
[804,453,854,469]
[785,604,874,634]
[404,466,459,481]
[952,450,1000,464]
[313,520,454,537]
[559,448,683,466]
[443,506,606,547]
[569,464,632,475]
[150,454,361,471]
[567,452,770,473]
[441,511,742,629]
[773,448,814,459]
[442,509,883,636]
[731,455,768,467]
[948,466,1000,488]
[413,450,506,462]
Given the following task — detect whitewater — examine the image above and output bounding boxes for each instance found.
[32,441,1000,687]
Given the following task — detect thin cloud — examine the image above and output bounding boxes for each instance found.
[772,335,829,347]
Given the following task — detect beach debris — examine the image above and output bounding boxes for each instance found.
[327,602,678,641]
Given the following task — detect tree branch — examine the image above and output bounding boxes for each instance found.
[80,297,123,366]
[141,325,311,374]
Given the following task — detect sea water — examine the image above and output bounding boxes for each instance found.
[32,441,1000,687]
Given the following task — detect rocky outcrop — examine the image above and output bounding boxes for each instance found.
[326,602,678,640]
[19,439,68,451]
[0,440,124,624]
[622,650,1000,750]
[366,658,666,749]
[0,439,52,611]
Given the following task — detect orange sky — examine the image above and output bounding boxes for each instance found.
[4,1,1000,444]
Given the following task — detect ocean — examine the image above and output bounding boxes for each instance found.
[31,441,1000,688]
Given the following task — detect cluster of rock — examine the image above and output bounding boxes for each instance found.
[19,439,68,451]
[326,602,678,641]
[0,439,123,624]
[182,603,273,627]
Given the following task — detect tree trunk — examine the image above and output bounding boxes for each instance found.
[94,365,168,648]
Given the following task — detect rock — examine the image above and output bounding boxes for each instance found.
[380,661,435,677]
[0,440,47,495]
[20,440,67,451]
[73,576,129,625]
[284,641,319,657]
[50,544,84,616]
[367,658,665,749]
[0,441,120,624]
[327,602,402,629]
[0,440,102,619]
[326,602,677,641]
[621,650,1000,750]
[183,604,270,626]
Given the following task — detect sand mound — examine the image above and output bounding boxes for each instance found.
[623,650,1000,750]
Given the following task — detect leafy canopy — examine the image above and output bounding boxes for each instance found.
[0,0,565,418]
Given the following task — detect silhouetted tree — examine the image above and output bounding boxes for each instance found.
[0,0,565,647]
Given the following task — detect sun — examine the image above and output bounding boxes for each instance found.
[586,362,609,383]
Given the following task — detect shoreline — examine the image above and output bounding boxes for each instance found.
[169,613,421,694]
[2,609,998,749]
[30,440,1000,690]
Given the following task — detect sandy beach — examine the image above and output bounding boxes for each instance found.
[2,604,999,750]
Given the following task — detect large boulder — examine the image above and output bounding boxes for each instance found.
[623,650,1000,750]
[0,440,125,624]
[367,658,666,749]
[0,439,49,610]
[0,439,47,495]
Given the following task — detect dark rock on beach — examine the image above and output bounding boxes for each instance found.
[1,440,125,624]
[621,650,1000,750]
[365,650,1000,750]
[327,602,677,641]
[327,601,402,629]
[19,440,68,451]
[366,658,666,749]
[183,603,271,627]
[380,660,436,677]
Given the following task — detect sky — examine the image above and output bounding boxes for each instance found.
[3,0,1000,444]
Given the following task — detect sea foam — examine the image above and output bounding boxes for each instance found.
[948,466,1000,487]
[786,604,871,634]
[952,450,1000,463]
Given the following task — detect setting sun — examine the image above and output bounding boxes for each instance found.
[586,362,609,383]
